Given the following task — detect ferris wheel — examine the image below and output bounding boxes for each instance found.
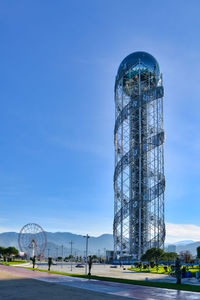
[18,223,47,258]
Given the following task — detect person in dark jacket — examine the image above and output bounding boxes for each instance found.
[88,256,93,276]
[32,256,36,269]
[48,257,52,271]
[175,257,181,284]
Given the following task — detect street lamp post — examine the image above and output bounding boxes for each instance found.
[56,247,58,260]
[104,248,106,266]
[61,245,64,268]
[69,241,73,272]
[83,234,90,275]
[98,249,100,261]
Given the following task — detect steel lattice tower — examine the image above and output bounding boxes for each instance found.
[113,52,165,260]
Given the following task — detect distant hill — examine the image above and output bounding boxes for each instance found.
[165,241,200,255]
[45,232,114,256]
[174,240,194,245]
[0,231,199,256]
[0,231,113,256]
[0,232,18,247]
[176,241,200,256]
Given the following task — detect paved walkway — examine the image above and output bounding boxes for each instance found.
[24,262,200,285]
[33,262,172,282]
[0,265,199,299]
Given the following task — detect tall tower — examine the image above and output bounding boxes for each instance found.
[113,52,165,260]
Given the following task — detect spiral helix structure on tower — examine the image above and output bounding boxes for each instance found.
[113,51,165,260]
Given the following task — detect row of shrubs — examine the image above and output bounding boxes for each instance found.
[133,262,169,272]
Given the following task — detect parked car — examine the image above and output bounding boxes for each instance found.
[75,264,84,268]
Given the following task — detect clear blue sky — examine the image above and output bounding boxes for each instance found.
[0,0,200,242]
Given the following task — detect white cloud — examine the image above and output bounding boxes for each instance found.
[0,226,19,233]
[166,223,200,243]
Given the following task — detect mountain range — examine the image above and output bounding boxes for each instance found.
[0,231,113,257]
[0,231,199,256]
[174,241,200,256]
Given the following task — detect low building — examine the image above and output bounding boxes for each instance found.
[106,250,114,263]
[166,244,176,252]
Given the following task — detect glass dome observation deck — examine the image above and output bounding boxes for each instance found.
[116,51,160,82]
[115,52,161,97]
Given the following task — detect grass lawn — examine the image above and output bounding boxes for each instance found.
[18,266,200,293]
[0,261,26,265]
[186,267,200,277]
[129,265,200,277]
[128,266,168,274]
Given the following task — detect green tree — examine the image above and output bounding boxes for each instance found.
[197,246,200,259]
[142,247,164,264]
[167,252,177,260]
[141,248,165,271]
[162,252,177,263]
[5,247,18,256]
[0,247,5,255]
[141,253,148,261]
[2,247,18,261]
